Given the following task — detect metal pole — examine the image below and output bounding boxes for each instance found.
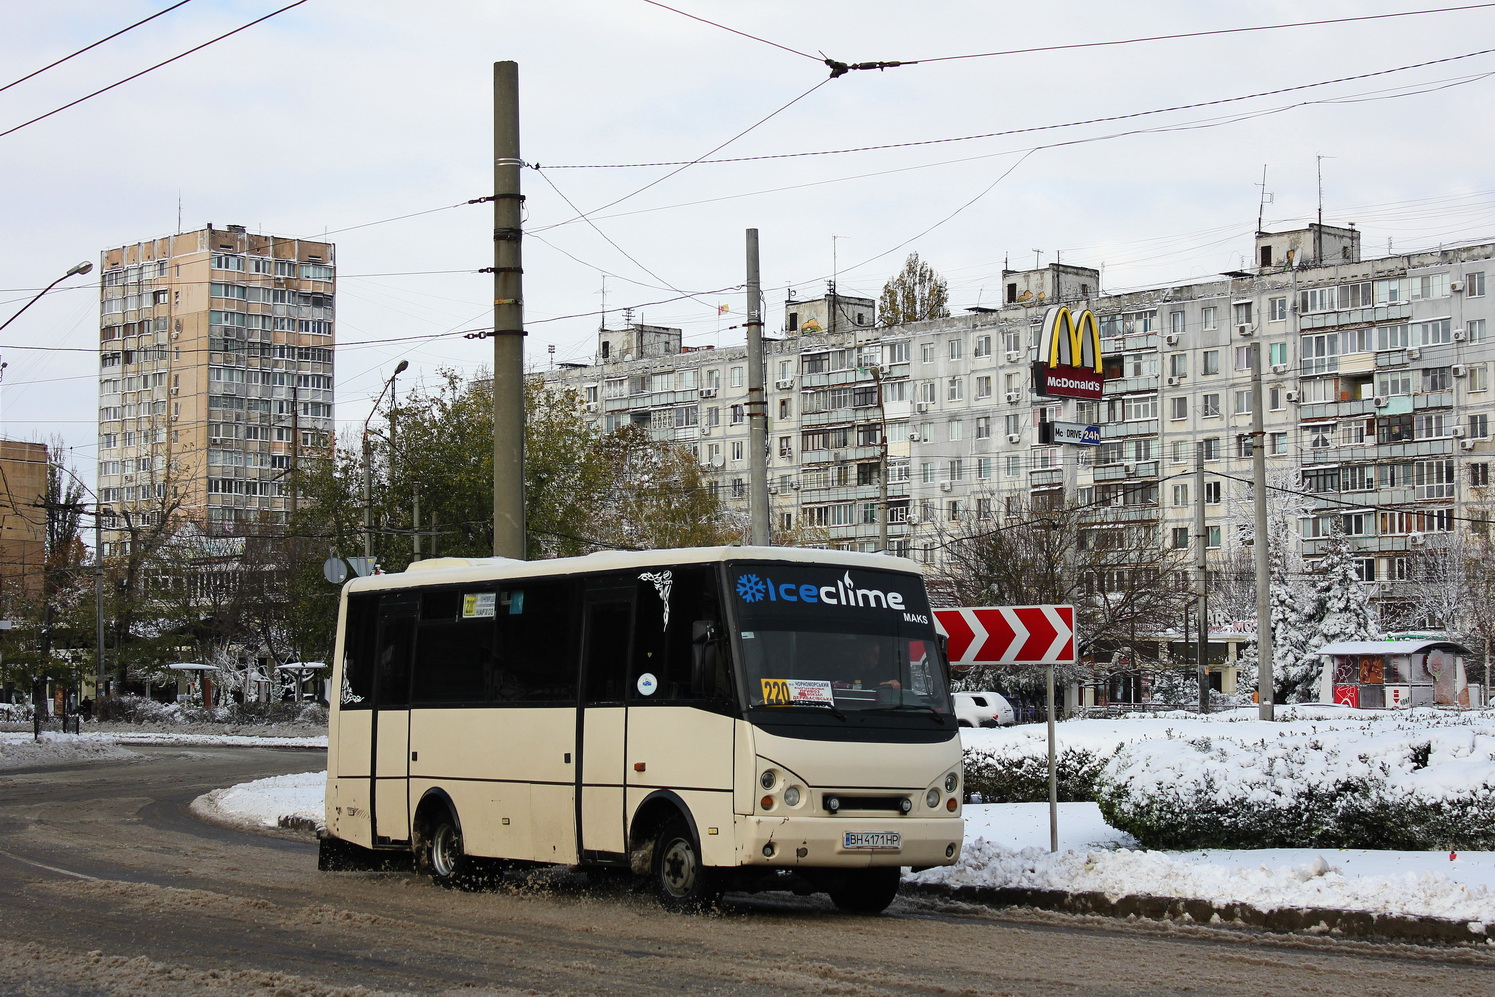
[1251,342,1274,719]
[1046,661,1058,852]
[492,60,527,559]
[1195,440,1209,713]
[362,435,373,559]
[745,228,770,545]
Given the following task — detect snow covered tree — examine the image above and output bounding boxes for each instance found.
[1294,524,1379,701]
[878,252,949,326]
[1268,514,1318,703]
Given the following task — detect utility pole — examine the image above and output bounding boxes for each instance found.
[94,509,105,699]
[1194,441,1209,714]
[745,229,770,545]
[1251,342,1275,719]
[492,60,527,559]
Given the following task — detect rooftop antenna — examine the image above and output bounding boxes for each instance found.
[1254,165,1273,235]
[1316,154,1335,263]
[598,274,607,331]
[1032,249,1044,270]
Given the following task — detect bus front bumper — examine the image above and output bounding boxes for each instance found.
[735,814,963,868]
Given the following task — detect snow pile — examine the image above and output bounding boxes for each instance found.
[915,803,1495,922]
[0,732,143,770]
[195,770,326,831]
[1095,713,1495,850]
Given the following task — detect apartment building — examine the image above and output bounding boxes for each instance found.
[0,439,48,603]
[545,224,1495,632]
[97,224,335,547]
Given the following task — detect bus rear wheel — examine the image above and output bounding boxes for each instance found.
[827,867,901,914]
[651,816,721,913]
[420,810,474,890]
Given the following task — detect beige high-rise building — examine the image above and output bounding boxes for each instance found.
[97,224,335,547]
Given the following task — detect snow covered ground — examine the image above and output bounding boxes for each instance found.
[7,708,1495,925]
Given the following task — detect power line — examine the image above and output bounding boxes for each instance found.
[540,47,1495,170]
[0,0,198,95]
[637,0,820,62]
[0,0,312,140]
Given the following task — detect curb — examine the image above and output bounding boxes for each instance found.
[907,882,1495,947]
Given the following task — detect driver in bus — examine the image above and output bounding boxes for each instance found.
[835,642,901,692]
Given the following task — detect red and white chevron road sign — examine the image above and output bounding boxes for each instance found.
[933,605,1076,666]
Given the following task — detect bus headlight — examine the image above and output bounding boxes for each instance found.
[824,795,840,814]
[925,787,941,809]
[783,785,801,807]
[944,772,959,794]
[760,769,777,790]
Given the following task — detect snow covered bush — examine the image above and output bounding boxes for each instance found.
[962,741,1119,804]
[1095,722,1495,850]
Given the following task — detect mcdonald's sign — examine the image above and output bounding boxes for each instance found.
[1031,305,1105,400]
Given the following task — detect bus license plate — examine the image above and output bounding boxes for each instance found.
[843,831,900,849]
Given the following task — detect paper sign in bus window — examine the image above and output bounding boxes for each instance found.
[761,678,834,706]
[462,592,497,618]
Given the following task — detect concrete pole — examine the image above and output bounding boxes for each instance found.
[1251,342,1274,719]
[95,511,105,698]
[745,229,770,546]
[492,60,527,559]
[1195,440,1209,714]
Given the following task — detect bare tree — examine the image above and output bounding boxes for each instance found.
[878,252,949,326]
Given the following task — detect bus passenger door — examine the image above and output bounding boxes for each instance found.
[371,594,417,846]
[577,591,632,861]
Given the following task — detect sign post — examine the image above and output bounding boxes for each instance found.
[935,605,1077,853]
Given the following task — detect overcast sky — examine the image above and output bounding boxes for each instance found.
[4,1,1495,486]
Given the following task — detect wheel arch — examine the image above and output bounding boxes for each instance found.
[628,789,700,854]
[413,786,461,842]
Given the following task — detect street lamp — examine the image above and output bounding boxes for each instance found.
[363,361,409,558]
[0,261,93,335]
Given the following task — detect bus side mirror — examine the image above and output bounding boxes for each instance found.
[691,620,720,693]
[936,632,952,684]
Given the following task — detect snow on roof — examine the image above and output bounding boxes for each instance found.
[1315,640,1470,656]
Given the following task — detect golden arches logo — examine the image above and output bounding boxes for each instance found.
[1041,306,1103,373]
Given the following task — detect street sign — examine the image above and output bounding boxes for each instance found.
[934,605,1076,665]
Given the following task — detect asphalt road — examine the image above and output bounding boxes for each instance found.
[0,744,1492,996]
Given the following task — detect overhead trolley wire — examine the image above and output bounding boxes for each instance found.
[0,0,312,140]
[0,0,198,95]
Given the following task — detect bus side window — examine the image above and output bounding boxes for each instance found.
[340,593,377,709]
[410,588,492,704]
[630,567,728,704]
[496,579,579,703]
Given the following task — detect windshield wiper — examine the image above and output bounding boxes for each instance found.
[866,704,947,724]
[756,700,847,721]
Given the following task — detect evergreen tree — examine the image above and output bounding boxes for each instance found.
[1267,514,1317,703]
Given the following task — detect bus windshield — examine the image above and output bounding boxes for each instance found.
[726,560,951,718]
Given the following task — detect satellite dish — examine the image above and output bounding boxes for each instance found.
[711,455,726,468]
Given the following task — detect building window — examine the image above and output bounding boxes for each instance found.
[1171,527,1189,549]
[976,375,992,398]
[975,416,991,439]
[1202,438,1220,461]
[1268,297,1287,321]
[1170,396,1187,421]
[1233,301,1254,327]
[974,335,991,358]
[1202,350,1220,375]
[1172,483,1189,506]
[947,378,964,402]
[1169,353,1188,378]
[1201,393,1220,417]
[730,366,744,387]
[921,343,935,363]
[731,441,744,461]
[1271,431,1287,455]
[1469,319,1488,344]
[1472,462,1490,486]
[1235,390,1253,415]
[1201,306,1218,331]
[1467,272,1486,297]
[948,339,964,361]
[948,420,963,441]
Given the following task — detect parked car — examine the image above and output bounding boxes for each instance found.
[952,691,1016,728]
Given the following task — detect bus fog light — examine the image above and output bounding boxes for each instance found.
[946,843,956,858]
[783,786,801,807]
[762,842,776,858]
[760,769,777,790]
[944,773,959,793]
[925,788,941,809]
[946,798,958,812]
[825,795,840,813]
[899,798,913,815]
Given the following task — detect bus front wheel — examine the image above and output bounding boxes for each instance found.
[827,867,901,914]
[651,816,721,913]
[420,810,474,890]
